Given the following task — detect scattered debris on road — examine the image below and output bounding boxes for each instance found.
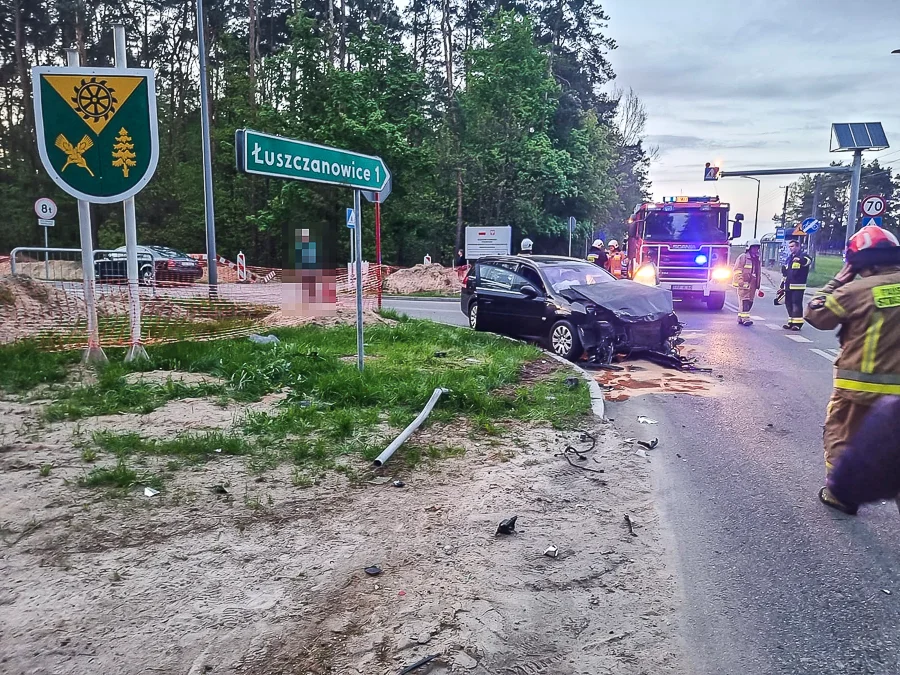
[497,516,518,535]
[624,514,637,536]
[638,416,658,425]
[543,545,559,558]
[143,487,159,497]
[364,566,383,576]
[399,654,441,674]
[637,438,659,450]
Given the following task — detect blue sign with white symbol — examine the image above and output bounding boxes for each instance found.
[861,216,883,227]
[775,227,788,241]
[801,217,821,234]
[346,207,356,228]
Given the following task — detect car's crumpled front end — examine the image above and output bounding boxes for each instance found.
[559,280,683,365]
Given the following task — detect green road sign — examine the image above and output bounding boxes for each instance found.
[32,67,159,204]
[235,129,390,192]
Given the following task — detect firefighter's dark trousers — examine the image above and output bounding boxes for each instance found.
[785,288,805,327]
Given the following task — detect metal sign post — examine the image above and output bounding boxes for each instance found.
[34,197,57,279]
[113,24,148,363]
[236,130,390,372]
[354,190,365,371]
[33,31,159,364]
[196,0,218,293]
[568,217,576,257]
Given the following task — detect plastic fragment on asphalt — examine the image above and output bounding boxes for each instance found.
[364,565,382,576]
[144,487,159,497]
[543,545,559,558]
[883,589,892,595]
[393,480,406,488]
[496,516,518,535]
[637,438,659,450]
[634,449,647,458]
[638,416,658,424]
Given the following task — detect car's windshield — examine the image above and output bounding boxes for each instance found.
[644,210,728,243]
[149,246,190,259]
[539,262,614,292]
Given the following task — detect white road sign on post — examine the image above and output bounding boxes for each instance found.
[861,195,886,218]
[34,197,57,220]
[465,226,512,259]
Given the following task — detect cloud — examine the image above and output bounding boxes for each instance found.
[646,134,768,154]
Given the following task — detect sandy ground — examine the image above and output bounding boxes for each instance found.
[0,379,683,675]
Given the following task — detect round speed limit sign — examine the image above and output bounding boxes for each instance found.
[862,195,886,217]
[34,197,58,219]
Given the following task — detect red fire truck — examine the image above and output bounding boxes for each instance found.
[625,196,743,310]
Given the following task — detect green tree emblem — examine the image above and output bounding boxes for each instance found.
[111,127,136,178]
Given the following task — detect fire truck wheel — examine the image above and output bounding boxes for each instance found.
[706,292,726,311]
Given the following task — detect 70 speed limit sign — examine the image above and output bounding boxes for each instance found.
[862,195,886,217]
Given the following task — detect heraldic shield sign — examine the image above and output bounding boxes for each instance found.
[32,67,159,204]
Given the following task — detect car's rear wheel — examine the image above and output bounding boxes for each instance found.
[706,291,726,311]
[468,301,481,331]
[550,320,583,361]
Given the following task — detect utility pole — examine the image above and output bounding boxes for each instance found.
[196,0,218,293]
[845,149,863,245]
[781,185,790,230]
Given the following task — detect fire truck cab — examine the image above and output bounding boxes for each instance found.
[626,196,743,310]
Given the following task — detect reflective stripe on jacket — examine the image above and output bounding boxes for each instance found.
[805,267,900,403]
[782,252,812,290]
[732,253,760,292]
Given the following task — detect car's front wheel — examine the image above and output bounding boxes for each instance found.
[550,320,583,361]
[468,301,481,331]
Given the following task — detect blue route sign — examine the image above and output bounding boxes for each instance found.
[801,217,821,234]
[861,216,883,227]
[346,207,356,228]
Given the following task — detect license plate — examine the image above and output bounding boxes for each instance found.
[671,285,694,291]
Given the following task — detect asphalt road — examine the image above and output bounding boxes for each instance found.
[386,291,900,674]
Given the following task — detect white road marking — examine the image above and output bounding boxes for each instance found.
[811,349,836,363]
[750,315,765,321]
[766,324,782,330]
[724,302,739,312]
[785,334,812,343]
[828,349,840,356]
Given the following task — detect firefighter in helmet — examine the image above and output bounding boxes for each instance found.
[587,239,608,268]
[606,240,624,279]
[520,237,533,255]
[732,239,763,325]
[806,225,900,515]
[782,239,812,330]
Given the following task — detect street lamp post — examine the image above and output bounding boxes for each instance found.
[741,176,761,239]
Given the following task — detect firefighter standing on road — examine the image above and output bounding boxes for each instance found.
[606,240,624,278]
[782,239,812,330]
[732,239,764,326]
[587,239,608,268]
[806,225,900,515]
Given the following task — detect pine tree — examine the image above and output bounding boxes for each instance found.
[111,127,136,178]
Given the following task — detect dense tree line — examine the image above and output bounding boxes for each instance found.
[1,0,651,266]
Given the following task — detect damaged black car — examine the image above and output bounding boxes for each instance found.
[460,255,683,364]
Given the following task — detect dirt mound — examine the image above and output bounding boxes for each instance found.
[384,264,461,296]
[260,306,396,329]
[0,259,83,281]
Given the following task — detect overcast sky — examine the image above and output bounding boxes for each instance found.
[605,0,900,238]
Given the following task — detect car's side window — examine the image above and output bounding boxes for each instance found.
[516,265,545,293]
[478,263,517,290]
[479,263,541,295]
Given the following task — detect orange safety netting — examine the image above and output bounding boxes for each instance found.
[0,267,389,352]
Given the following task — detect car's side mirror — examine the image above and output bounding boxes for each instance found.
[520,284,540,298]
[732,221,742,239]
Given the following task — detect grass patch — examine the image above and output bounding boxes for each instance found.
[5,315,590,474]
[92,429,252,459]
[79,459,162,490]
[80,447,98,463]
[808,255,843,289]
[43,364,225,421]
[39,464,52,477]
[0,342,81,393]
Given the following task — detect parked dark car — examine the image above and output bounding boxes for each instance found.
[95,245,203,284]
[460,255,683,363]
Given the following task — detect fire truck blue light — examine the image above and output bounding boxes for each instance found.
[695,254,708,265]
